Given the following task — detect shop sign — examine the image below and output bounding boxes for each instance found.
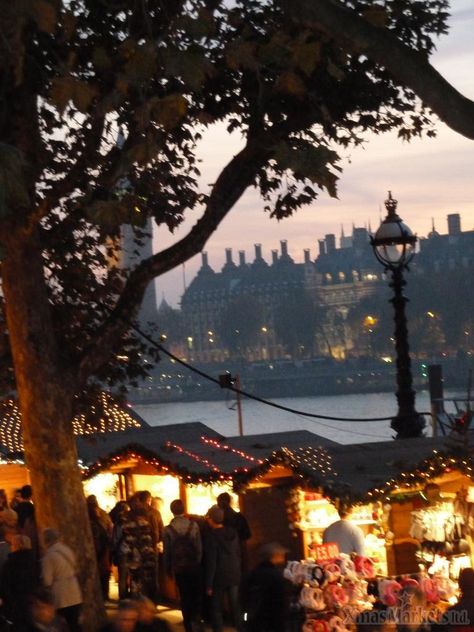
[313,542,339,563]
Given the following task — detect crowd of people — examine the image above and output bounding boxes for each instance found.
[1,485,473,632]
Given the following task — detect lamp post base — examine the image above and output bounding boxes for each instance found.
[391,413,425,439]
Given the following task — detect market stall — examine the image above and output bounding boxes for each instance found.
[295,489,389,576]
[372,456,474,578]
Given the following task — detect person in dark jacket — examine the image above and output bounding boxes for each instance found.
[119,494,157,600]
[240,542,291,632]
[204,505,241,632]
[436,567,474,631]
[217,493,251,542]
[163,499,203,632]
[111,501,131,600]
[0,534,41,629]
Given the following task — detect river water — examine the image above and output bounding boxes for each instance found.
[133,389,463,445]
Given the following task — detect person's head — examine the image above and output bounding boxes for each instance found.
[170,499,185,517]
[135,595,156,624]
[258,542,288,567]
[217,492,232,510]
[11,534,31,552]
[42,528,60,549]
[151,497,162,512]
[114,500,129,516]
[128,493,140,510]
[338,504,351,519]
[459,568,474,595]
[137,490,152,507]
[113,599,139,632]
[29,589,56,626]
[86,494,99,508]
[20,484,33,501]
[207,505,224,527]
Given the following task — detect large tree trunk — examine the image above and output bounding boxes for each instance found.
[1,229,105,630]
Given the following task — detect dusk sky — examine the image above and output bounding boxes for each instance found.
[154,0,474,307]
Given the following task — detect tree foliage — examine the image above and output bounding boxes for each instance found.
[0,0,464,394]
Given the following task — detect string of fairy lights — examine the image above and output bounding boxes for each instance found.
[200,435,264,464]
[165,441,222,473]
[0,393,142,456]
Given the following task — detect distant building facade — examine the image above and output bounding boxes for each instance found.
[416,213,474,274]
[180,213,474,362]
[181,242,306,361]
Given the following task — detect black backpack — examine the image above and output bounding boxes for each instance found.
[169,522,199,572]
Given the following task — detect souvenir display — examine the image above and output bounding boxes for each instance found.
[409,487,472,578]
[293,490,390,576]
[285,549,459,631]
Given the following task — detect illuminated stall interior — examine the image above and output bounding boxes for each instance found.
[375,456,474,577]
[79,423,261,521]
[296,490,389,575]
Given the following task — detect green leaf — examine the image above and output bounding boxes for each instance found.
[49,76,97,114]
[362,7,389,28]
[274,142,340,198]
[275,71,306,97]
[151,94,188,130]
[162,48,213,91]
[226,40,258,71]
[292,39,322,76]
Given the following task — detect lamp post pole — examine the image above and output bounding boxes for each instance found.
[389,267,423,437]
[371,192,425,439]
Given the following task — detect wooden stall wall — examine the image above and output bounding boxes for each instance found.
[0,463,29,500]
[240,483,301,569]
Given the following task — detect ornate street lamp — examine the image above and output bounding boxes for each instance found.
[371,191,425,439]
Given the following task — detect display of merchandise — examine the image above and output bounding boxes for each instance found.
[410,497,472,578]
[295,492,390,577]
[285,555,458,632]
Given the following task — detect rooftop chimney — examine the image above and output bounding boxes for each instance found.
[318,239,326,256]
[201,252,209,267]
[325,234,336,254]
[254,243,263,261]
[239,250,246,266]
[225,248,233,265]
[271,249,278,264]
[304,249,311,264]
[280,240,289,258]
[447,213,461,236]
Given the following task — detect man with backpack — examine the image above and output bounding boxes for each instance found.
[163,499,203,632]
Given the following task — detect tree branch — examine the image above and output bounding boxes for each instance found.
[281,0,474,140]
[77,135,273,382]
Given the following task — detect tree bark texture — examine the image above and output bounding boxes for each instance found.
[1,230,105,630]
